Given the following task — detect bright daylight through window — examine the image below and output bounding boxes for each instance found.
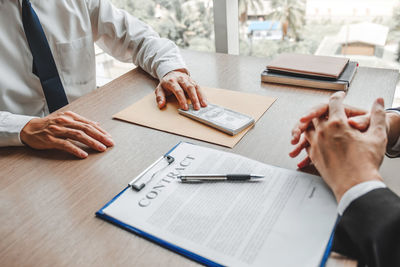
[97,0,400,105]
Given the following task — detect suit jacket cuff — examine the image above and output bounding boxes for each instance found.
[337,180,386,215]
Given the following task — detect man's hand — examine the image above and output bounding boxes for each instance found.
[155,69,207,111]
[349,112,400,151]
[297,92,387,202]
[289,102,367,168]
[20,111,114,159]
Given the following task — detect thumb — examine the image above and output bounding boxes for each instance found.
[368,98,386,136]
[348,114,370,131]
[155,85,166,109]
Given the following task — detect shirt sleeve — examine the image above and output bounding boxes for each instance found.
[386,108,400,157]
[337,180,387,215]
[85,0,187,80]
[0,112,37,147]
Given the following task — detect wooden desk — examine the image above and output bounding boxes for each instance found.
[1,50,399,267]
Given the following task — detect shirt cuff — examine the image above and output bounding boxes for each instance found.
[337,180,386,215]
[386,109,400,157]
[155,60,188,80]
[0,112,37,147]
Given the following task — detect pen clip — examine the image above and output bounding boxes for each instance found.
[129,155,175,191]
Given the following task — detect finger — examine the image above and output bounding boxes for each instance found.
[300,104,328,123]
[348,114,370,131]
[344,105,367,117]
[50,125,107,152]
[304,126,316,145]
[62,121,114,147]
[164,81,188,110]
[312,117,320,128]
[291,122,302,145]
[63,111,112,138]
[194,84,207,107]
[179,80,200,110]
[155,85,167,109]
[50,137,88,159]
[297,156,311,169]
[328,92,347,120]
[299,103,366,124]
[291,119,316,144]
[289,137,309,158]
[368,98,386,136]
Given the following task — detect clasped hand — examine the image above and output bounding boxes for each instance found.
[289,92,388,202]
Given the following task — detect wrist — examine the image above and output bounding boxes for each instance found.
[168,68,189,76]
[331,169,383,202]
[20,117,41,145]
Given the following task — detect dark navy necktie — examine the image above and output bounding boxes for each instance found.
[21,0,69,113]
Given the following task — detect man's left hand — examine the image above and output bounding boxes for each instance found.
[155,69,207,111]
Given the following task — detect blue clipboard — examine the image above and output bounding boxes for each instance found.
[95,142,223,267]
[95,142,336,267]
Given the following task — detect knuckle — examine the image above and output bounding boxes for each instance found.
[374,108,385,116]
[373,125,386,136]
[55,116,69,124]
[327,119,344,129]
[70,130,82,139]
[330,94,341,101]
[167,78,175,84]
[48,124,60,132]
[43,134,53,142]
[317,129,325,139]
[79,123,91,132]
[176,90,185,97]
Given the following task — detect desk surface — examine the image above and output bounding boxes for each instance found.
[1,50,399,267]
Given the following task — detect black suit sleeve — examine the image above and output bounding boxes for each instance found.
[332,188,400,267]
[386,107,400,158]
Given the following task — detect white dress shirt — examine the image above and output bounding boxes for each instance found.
[0,0,186,146]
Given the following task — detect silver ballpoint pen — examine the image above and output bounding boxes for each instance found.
[178,174,264,182]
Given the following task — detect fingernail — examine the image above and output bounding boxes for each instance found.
[107,138,114,146]
[99,144,107,151]
[81,151,88,158]
[377,98,384,106]
[184,104,189,110]
[195,103,200,110]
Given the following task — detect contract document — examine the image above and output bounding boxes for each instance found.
[97,142,337,267]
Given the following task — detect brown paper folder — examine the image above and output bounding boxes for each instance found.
[113,87,276,148]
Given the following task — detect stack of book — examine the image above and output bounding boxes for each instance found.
[261,53,358,91]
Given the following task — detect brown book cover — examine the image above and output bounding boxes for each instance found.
[267,53,349,79]
[261,61,358,91]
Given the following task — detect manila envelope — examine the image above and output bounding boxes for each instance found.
[113,87,276,148]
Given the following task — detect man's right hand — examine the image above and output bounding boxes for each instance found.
[20,111,114,159]
[298,92,387,202]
